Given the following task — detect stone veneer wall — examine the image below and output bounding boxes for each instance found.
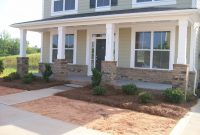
[52,59,68,81]
[17,57,29,77]
[116,67,172,84]
[101,61,117,82]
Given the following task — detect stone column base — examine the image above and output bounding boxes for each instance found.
[17,57,29,77]
[101,61,117,83]
[52,59,68,81]
[172,64,189,91]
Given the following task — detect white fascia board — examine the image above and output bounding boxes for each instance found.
[11,9,198,30]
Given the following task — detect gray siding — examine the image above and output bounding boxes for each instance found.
[118,28,131,68]
[76,30,87,65]
[43,0,193,19]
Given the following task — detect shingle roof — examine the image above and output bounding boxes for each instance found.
[14,7,195,25]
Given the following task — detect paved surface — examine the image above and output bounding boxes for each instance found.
[0,104,108,135]
[0,86,109,135]
[0,86,70,105]
[114,80,172,90]
[170,99,200,135]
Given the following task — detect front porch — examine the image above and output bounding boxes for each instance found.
[13,8,200,91]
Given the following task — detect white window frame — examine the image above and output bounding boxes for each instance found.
[131,24,175,70]
[49,29,77,64]
[132,0,176,8]
[95,0,111,12]
[51,0,78,16]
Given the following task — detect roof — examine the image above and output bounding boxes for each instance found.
[13,7,195,25]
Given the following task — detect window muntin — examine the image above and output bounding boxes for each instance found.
[97,0,110,7]
[52,34,74,63]
[54,0,63,12]
[53,0,76,13]
[134,31,170,69]
[65,0,75,10]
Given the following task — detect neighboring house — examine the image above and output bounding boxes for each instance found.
[12,0,200,91]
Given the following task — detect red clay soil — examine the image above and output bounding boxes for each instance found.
[0,78,68,91]
[15,96,176,135]
[0,86,24,96]
[55,85,197,119]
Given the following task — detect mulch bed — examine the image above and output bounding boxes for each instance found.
[0,78,68,91]
[56,85,197,119]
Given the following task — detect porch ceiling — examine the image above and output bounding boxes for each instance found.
[11,8,199,31]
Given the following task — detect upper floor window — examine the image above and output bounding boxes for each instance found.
[90,0,118,11]
[52,0,77,16]
[133,0,176,8]
[97,0,110,7]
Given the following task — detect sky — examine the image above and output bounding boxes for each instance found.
[0,0,42,47]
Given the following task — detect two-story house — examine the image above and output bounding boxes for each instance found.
[12,0,200,93]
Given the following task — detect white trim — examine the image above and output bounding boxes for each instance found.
[95,0,111,12]
[115,25,119,66]
[131,23,176,70]
[19,29,27,57]
[73,30,77,64]
[51,0,78,16]
[192,0,197,8]
[40,32,44,63]
[132,0,176,8]
[57,26,65,59]
[86,29,91,75]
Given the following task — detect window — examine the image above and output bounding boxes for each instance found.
[97,0,110,7]
[133,0,176,7]
[52,34,74,63]
[134,31,171,69]
[52,0,77,15]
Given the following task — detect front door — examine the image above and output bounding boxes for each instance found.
[96,39,106,72]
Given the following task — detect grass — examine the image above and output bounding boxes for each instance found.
[0,53,40,77]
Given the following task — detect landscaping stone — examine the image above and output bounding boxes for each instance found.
[17,57,29,77]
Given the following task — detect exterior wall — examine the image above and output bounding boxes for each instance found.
[43,0,193,19]
[42,32,50,63]
[118,28,131,68]
[76,30,87,65]
[68,64,88,75]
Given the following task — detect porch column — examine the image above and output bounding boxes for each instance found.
[17,29,29,77]
[102,23,117,83]
[172,19,189,97]
[52,26,68,81]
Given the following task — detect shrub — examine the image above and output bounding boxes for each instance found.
[42,64,53,82]
[93,86,106,96]
[91,68,102,87]
[3,76,12,82]
[122,84,138,95]
[0,60,4,74]
[196,89,200,98]
[138,92,153,104]
[163,88,184,103]
[186,92,197,102]
[22,73,35,84]
[2,72,20,82]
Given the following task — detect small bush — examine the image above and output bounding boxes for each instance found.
[93,86,106,96]
[163,88,184,103]
[3,76,12,82]
[2,72,20,82]
[186,92,197,102]
[91,68,102,87]
[196,89,200,98]
[0,60,4,74]
[42,64,53,82]
[122,84,138,95]
[22,73,35,84]
[138,92,153,104]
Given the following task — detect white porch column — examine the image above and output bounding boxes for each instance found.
[19,29,27,57]
[57,26,65,59]
[177,19,188,64]
[105,23,115,61]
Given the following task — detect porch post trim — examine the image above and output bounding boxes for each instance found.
[19,29,27,57]
[57,26,65,59]
[177,18,188,64]
[105,23,115,61]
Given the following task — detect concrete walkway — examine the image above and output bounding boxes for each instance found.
[170,99,200,135]
[0,86,70,105]
[0,86,109,135]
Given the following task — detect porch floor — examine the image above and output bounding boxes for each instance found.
[34,73,172,90]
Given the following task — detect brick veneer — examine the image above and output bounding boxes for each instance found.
[17,57,29,77]
[101,61,117,82]
[172,64,189,90]
[52,59,68,81]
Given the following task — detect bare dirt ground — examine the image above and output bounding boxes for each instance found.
[15,96,176,135]
[0,86,24,96]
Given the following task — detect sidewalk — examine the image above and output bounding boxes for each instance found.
[170,99,200,135]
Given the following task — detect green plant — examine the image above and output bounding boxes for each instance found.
[22,73,35,84]
[42,64,53,82]
[93,86,106,96]
[196,89,200,98]
[9,72,20,80]
[122,84,138,95]
[0,60,4,74]
[163,88,184,103]
[91,68,102,87]
[186,92,197,102]
[138,92,153,104]
[3,76,12,82]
